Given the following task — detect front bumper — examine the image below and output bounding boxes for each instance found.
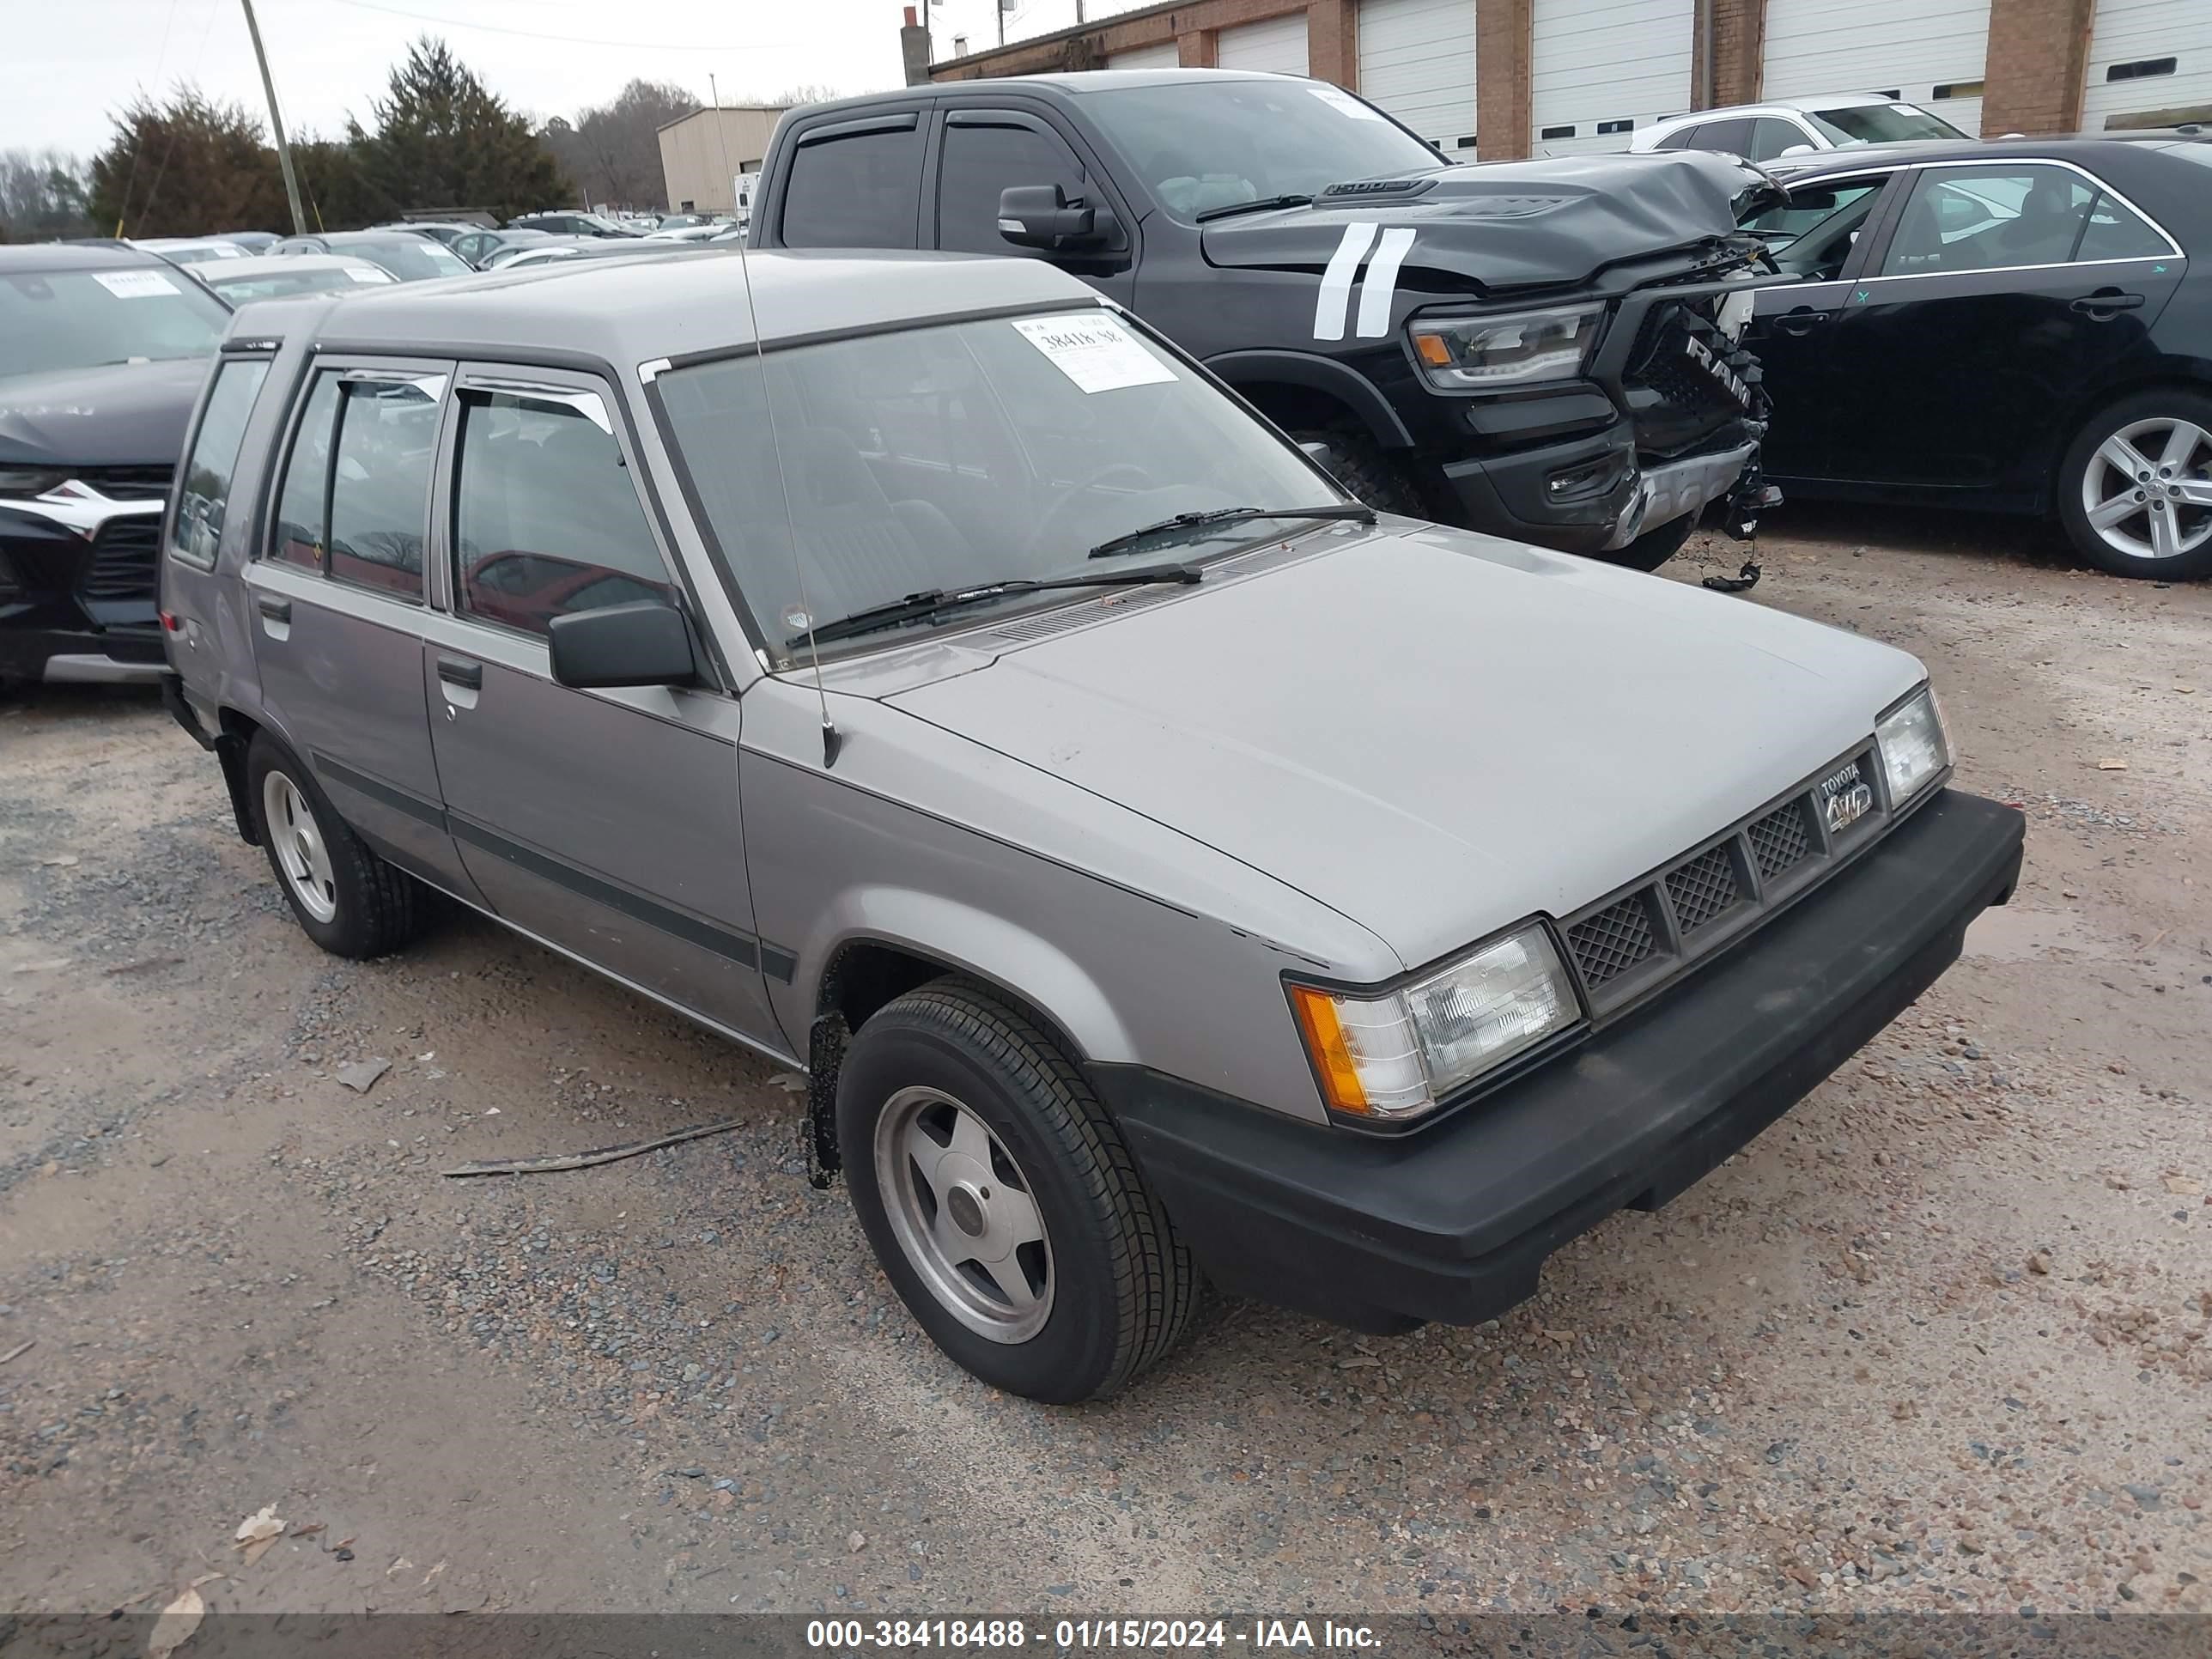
[0,498,166,684]
[1097,789,2026,1334]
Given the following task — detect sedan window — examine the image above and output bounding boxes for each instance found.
[1881,166,2099,276]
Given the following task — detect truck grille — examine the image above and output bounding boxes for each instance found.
[1559,744,1895,1015]
[79,517,162,601]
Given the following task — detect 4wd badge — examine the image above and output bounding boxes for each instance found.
[1821,761,1874,835]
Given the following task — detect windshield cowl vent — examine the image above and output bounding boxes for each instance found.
[979,584,1185,646]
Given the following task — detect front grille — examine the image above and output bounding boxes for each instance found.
[70,465,173,501]
[1566,893,1657,988]
[80,517,161,600]
[1558,744,1892,1016]
[1664,844,1739,932]
[1747,800,1811,879]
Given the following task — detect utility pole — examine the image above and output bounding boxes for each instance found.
[239,0,307,234]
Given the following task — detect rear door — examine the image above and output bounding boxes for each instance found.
[1816,160,2186,494]
[245,359,478,899]
[419,366,780,1041]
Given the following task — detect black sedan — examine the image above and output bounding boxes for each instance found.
[0,243,230,686]
[1742,132,2212,580]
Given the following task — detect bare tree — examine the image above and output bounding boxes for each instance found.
[543,78,699,212]
[0,147,93,240]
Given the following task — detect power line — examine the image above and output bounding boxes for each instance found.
[320,0,806,55]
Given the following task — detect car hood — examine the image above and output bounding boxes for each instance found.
[0,357,209,468]
[1199,150,1782,294]
[888,526,1923,969]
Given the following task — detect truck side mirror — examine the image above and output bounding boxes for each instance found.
[998,184,1118,252]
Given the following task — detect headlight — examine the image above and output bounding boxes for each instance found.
[1875,684,1948,804]
[1407,303,1604,389]
[1289,925,1580,1124]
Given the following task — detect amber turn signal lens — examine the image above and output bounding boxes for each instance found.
[1412,332,1453,368]
[1289,986,1370,1115]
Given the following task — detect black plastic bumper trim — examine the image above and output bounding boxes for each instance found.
[1096,788,2025,1334]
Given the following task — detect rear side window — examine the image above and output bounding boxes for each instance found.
[937,119,1088,254]
[452,389,673,638]
[169,357,270,568]
[1881,165,2096,276]
[2075,191,2171,261]
[781,118,924,248]
[327,378,443,600]
[269,374,342,572]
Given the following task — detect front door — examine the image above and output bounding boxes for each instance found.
[1816,161,2185,493]
[246,360,479,900]
[418,368,781,1042]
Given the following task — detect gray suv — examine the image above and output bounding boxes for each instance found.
[160,248,2026,1402]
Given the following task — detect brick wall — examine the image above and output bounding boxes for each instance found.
[1703,0,1765,107]
[1307,0,1358,87]
[1982,0,2095,135]
[1474,0,1532,160]
[931,0,1316,81]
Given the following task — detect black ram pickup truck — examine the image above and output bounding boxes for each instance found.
[747,69,1786,568]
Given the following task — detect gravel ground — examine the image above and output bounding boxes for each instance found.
[1,507,2207,1626]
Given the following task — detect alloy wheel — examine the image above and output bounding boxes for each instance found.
[872,1085,1054,1343]
[2080,416,2212,563]
[263,770,337,924]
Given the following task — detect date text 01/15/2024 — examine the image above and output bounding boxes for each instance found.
[805,1620,1382,1650]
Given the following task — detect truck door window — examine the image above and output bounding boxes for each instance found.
[325,376,444,601]
[782,119,925,248]
[452,390,674,639]
[938,120,1088,254]
[268,373,343,573]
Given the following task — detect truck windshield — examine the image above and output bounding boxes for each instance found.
[1082,80,1443,222]
[0,265,230,380]
[655,309,1347,662]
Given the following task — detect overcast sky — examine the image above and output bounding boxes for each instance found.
[5,0,1130,162]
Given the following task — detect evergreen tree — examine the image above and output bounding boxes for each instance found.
[348,37,570,222]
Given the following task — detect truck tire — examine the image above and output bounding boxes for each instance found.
[1600,512,1698,574]
[246,731,430,959]
[838,978,1202,1403]
[1291,428,1422,518]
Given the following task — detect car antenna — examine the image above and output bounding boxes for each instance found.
[716,115,842,769]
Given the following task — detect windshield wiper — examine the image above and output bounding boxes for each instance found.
[788,564,1204,650]
[1086,502,1375,561]
[1194,193,1315,223]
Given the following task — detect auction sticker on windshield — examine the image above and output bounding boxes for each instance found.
[93,270,180,299]
[1011,314,1176,394]
[1309,84,1383,121]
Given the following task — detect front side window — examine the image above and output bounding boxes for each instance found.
[326,376,444,599]
[1748,118,1809,161]
[1083,81,1441,221]
[655,309,1343,664]
[781,119,926,247]
[937,120,1090,253]
[1881,166,2095,276]
[453,389,673,637]
[1691,118,1757,158]
[0,264,230,380]
[170,357,270,568]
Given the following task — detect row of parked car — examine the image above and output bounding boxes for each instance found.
[0,65,2188,1401]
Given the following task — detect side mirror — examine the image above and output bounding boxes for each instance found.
[547,600,701,690]
[998,183,1118,252]
[1778,143,1815,157]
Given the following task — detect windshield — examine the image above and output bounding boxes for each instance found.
[1808,103,1966,145]
[1083,80,1443,222]
[0,266,229,379]
[206,266,393,302]
[656,309,1345,662]
[344,239,471,281]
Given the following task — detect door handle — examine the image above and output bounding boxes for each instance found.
[436,657,483,690]
[2071,291,2144,317]
[1773,308,1830,337]
[255,595,291,623]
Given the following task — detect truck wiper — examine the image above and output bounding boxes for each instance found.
[788,565,1203,650]
[1085,502,1376,561]
[1194,193,1315,223]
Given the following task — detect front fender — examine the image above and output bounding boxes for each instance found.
[1206,348,1417,449]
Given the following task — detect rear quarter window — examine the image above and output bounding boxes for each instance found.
[169,357,270,569]
[781,119,925,248]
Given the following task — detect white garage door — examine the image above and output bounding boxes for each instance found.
[1531,0,1694,155]
[2082,0,2212,131]
[1217,12,1309,76]
[1358,0,1478,153]
[1107,40,1181,70]
[1761,0,1990,137]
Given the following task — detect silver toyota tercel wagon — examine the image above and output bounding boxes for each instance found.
[160,249,2026,1402]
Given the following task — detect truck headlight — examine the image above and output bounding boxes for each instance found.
[1875,684,1948,805]
[1290,926,1580,1124]
[1407,303,1604,389]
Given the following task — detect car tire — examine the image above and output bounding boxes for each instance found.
[2057,390,2212,581]
[837,978,1202,1403]
[246,731,429,959]
[1291,428,1422,518]
[1597,511,1698,574]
